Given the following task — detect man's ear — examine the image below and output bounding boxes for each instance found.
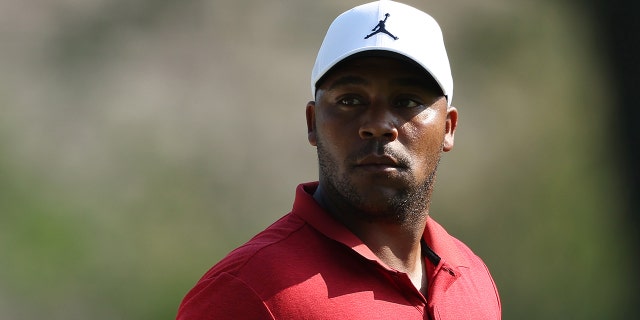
[306,101,317,146]
[443,106,458,152]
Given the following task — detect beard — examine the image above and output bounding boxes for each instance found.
[316,138,441,226]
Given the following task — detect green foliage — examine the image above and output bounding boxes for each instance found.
[0,0,635,319]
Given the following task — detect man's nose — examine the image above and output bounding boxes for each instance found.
[358,105,399,141]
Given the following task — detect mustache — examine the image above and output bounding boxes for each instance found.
[349,141,411,168]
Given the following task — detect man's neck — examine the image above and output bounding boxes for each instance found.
[347,217,427,289]
[313,184,429,292]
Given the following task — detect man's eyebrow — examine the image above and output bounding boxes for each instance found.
[327,75,370,91]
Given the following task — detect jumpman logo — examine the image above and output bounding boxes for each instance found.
[364,13,399,40]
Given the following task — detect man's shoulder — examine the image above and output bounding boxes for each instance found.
[178,211,331,319]
[446,232,481,259]
[200,212,314,281]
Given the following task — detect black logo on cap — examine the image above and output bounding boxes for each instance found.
[364,13,399,40]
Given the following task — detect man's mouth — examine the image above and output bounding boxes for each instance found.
[355,154,404,172]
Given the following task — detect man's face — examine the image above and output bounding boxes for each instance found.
[306,56,458,223]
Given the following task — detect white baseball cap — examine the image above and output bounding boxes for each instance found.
[311,0,453,105]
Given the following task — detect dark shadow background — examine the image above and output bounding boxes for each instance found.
[592,0,640,312]
[0,0,637,318]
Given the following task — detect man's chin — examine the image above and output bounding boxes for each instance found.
[351,182,407,201]
[349,183,430,223]
[350,203,418,225]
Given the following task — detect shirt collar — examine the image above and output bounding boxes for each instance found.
[292,182,470,269]
[423,216,470,269]
[292,182,381,263]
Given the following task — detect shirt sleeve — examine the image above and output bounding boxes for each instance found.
[177,272,275,320]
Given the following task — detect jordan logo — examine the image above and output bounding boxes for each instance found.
[364,13,399,40]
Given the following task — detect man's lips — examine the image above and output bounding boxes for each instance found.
[354,154,404,171]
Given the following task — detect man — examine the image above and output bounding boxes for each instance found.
[177,1,501,319]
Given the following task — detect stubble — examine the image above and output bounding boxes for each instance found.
[316,138,441,226]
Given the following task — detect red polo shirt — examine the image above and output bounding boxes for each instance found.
[177,182,501,319]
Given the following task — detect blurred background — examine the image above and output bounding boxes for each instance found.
[1,0,638,319]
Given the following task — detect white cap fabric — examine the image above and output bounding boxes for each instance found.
[311,0,453,105]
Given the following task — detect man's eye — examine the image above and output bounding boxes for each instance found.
[395,99,422,108]
[338,97,363,105]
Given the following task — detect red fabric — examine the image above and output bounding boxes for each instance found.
[177,182,501,319]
